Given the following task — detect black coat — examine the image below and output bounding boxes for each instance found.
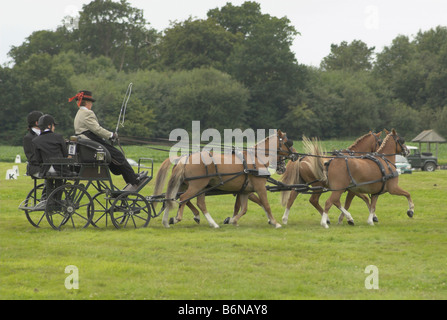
[32,131,68,176]
[23,130,40,176]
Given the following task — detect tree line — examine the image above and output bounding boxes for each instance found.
[1,0,446,146]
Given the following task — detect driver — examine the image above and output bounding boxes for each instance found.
[70,90,147,187]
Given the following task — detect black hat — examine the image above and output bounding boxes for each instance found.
[69,90,96,106]
[27,111,43,127]
[38,114,58,130]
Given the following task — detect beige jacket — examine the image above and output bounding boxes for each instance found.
[74,107,113,140]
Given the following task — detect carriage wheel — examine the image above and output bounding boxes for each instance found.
[23,183,47,228]
[45,184,93,231]
[88,191,114,229]
[110,193,152,229]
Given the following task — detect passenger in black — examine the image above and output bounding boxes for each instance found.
[23,111,43,178]
[32,115,68,209]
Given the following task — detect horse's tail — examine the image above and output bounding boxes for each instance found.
[280,159,301,207]
[165,157,187,211]
[302,135,328,184]
[153,157,176,196]
[153,157,176,209]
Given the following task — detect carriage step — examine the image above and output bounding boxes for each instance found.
[18,199,46,211]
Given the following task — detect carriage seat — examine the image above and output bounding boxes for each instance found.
[69,136,112,164]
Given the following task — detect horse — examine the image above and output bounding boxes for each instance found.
[307,129,413,228]
[280,131,382,225]
[160,130,296,228]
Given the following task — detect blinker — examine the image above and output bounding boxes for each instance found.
[285,139,294,148]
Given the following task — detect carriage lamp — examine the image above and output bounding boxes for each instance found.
[68,144,77,156]
[96,151,106,162]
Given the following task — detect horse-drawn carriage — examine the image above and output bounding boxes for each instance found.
[19,136,160,231]
[18,129,414,230]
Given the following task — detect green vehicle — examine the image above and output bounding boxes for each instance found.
[406,146,438,172]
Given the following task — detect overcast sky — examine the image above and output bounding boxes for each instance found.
[1,0,446,67]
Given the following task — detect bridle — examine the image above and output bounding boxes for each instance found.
[392,134,409,157]
[276,133,298,174]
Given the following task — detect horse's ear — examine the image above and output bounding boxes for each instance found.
[392,128,397,135]
[384,129,390,134]
[278,129,283,135]
[376,131,382,137]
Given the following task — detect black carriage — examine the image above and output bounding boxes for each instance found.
[19,136,160,231]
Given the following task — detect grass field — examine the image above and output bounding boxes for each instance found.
[1,144,447,300]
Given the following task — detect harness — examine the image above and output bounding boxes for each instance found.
[175,131,296,205]
[326,153,399,196]
[177,149,271,204]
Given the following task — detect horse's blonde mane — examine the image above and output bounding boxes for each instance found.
[348,132,371,150]
[377,133,392,153]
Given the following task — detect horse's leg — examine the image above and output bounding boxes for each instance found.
[196,193,219,228]
[339,191,371,225]
[172,202,187,225]
[186,201,201,224]
[322,191,350,228]
[282,190,298,225]
[233,194,241,218]
[253,181,281,228]
[388,185,415,218]
[367,195,379,226]
[172,180,210,226]
[229,193,249,226]
[162,204,172,228]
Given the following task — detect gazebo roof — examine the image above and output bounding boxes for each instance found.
[412,130,446,143]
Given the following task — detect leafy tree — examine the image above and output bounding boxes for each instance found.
[321,40,375,72]
[209,1,302,130]
[155,68,250,137]
[208,1,264,36]
[156,18,241,71]
[8,28,78,65]
[78,0,158,72]
[0,66,23,143]
[374,26,447,111]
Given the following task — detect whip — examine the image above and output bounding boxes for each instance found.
[115,82,133,135]
[113,83,133,156]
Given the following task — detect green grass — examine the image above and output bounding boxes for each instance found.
[1,144,447,300]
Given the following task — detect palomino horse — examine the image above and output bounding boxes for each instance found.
[280,131,382,225]
[308,129,413,228]
[160,130,295,228]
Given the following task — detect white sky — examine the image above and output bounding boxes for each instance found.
[1,0,446,67]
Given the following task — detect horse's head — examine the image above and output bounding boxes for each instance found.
[276,130,297,174]
[390,129,409,157]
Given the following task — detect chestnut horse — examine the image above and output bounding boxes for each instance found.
[308,129,413,228]
[159,130,295,228]
[280,131,382,225]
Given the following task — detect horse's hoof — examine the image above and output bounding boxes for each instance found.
[348,220,355,226]
[223,217,230,224]
[275,223,282,229]
[169,217,175,225]
[162,222,170,228]
[407,210,414,218]
[373,216,379,223]
[327,219,331,225]
[194,217,200,224]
